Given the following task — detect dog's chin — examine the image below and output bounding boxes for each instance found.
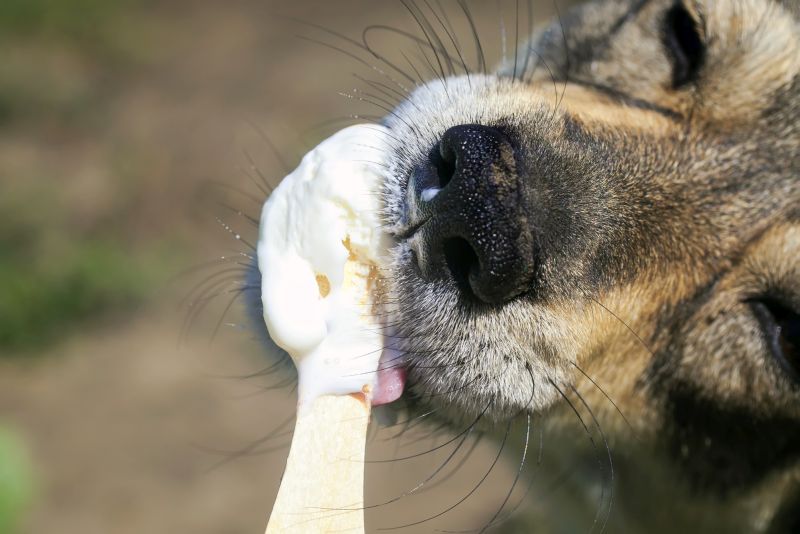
[378,247,574,427]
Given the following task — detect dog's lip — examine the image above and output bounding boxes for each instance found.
[393,168,438,240]
[393,214,431,240]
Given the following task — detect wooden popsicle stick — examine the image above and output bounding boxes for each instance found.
[265,394,370,534]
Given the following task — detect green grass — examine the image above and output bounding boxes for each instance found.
[0,0,177,353]
[0,46,94,124]
[0,239,173,352]
[0,0,135,42]
[0,427,34,534]
[0,182,179,353]
[0,0,159,125]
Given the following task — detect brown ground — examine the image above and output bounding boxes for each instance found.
[0,1,574,532]
[0,309,524,533]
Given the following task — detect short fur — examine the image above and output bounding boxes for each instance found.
[374,0,800,531]
[242,0,800,531]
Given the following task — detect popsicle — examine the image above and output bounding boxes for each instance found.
[258,124,399,533]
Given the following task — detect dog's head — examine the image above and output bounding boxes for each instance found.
[381,0,800,493]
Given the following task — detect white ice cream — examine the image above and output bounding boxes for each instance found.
[257,125,395,407]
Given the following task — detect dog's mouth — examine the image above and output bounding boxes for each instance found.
[374,124,531,407]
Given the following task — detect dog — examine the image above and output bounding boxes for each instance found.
[245,0,800,531]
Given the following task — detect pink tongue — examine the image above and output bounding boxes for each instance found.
[371,348,406,406]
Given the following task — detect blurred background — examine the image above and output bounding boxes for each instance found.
[0,1,579,532]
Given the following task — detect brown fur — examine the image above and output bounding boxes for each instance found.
[369,0,800,531]
[242,0,800,531]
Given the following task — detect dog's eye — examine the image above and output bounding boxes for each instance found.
[750,298,800,383]
[662,3,705,88]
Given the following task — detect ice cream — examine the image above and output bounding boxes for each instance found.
[257,124,401,407]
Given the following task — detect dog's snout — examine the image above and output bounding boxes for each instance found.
[409,124,535,304]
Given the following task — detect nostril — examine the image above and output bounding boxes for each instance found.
[442,237,479,297]
[431,144,456,190]
[412,124,532,304]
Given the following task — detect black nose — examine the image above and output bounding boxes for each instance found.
[408,124,535,304]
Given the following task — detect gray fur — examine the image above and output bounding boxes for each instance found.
[377,0,800,530]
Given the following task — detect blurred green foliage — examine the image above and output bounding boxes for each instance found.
[0,238,172,352]
[0,0,177,353]
[0,177,186,347]
[0,0,157,124]
[0,0,134,41]
[0,182,178,353]
[0,50,92,125]
[0,427,34,534]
